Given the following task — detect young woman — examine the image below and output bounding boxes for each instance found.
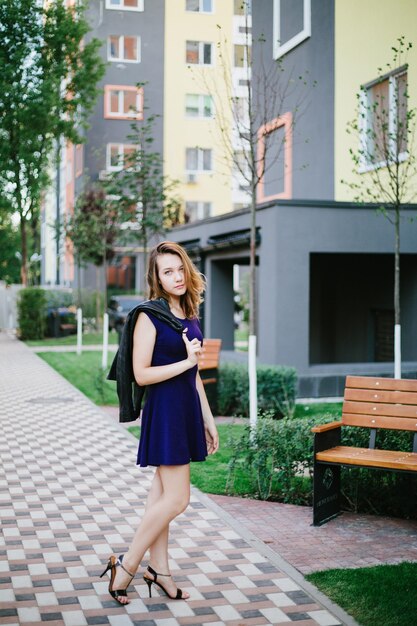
[101,241,219,604]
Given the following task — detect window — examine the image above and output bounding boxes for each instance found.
[257,113,293,202]
[185,201,212,222]
[361,69,408,168]
[186,41,213,65]
[186,148,212,171]
[273,0,311,60]
[105,0,144,11]
[234,44,251,68]
[185,94,213,118]
[106,144,136,170]
[186,0,213,12]
[108,35,140,63]
[234,0,251,15]
[104,85,143,119]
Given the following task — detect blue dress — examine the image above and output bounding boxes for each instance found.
[136,312,208,467]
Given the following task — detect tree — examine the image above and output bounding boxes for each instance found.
[105,109,181,282]
[0,0,105,285]
[344,38,417,378]
[65,185,120,327]
[198,2,310,426]
[0,201,21,284]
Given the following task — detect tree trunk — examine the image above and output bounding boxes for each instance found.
[77,258,82,308]
[19,217,28,286]
[102,251,107,319]
[95,265,101,331]
[249,181,257,336]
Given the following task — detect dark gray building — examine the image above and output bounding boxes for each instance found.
[167,0,417,396]
[82,0,165,292]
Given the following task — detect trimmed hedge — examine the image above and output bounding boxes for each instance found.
[17,287,47,340]
[227,415,417,519]
[218,362,297,418]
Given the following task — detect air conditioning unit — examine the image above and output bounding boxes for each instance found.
[186,172,198,184]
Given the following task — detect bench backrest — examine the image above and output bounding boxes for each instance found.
[198,338,222,372]
[343,375,417,433]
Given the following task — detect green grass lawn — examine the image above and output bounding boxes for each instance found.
[307,562,417,626]
[26,331,119,347]
[38,351,118,405]
[294,402,342,418]
[128,423,251,495]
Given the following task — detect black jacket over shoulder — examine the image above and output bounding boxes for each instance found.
[107,297,184,422]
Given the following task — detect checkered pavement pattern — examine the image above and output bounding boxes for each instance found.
[0,333,342,625]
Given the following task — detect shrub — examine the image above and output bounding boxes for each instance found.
[227,414,326,502]
[17,287,47,340]
[226,415,417,519]
[44,288,74,309]
[218,363,297,418]
[340,427,417,518]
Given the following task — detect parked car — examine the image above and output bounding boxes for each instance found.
[107,295,144,334]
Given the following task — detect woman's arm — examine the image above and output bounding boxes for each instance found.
[132,312,199,386]
[196,371,219,454]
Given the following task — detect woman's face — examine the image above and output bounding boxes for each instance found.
[156,253,187,298]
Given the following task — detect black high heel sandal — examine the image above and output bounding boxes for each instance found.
[143,564,185,600]
[100,554,135,604]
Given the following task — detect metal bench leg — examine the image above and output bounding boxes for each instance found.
[313,462,341,526]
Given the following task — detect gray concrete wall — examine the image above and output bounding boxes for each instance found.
[85,0,165,180]
[168,200,417,377]
[252,0,335,201]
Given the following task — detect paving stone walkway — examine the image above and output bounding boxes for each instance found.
[0,332,357,626]
[210,497,417,575]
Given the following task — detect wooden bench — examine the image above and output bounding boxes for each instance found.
[311,375,417,525]
[198,338,222,412]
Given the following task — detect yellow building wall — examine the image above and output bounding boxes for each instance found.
[335,0,417,201]
[164,0,234,218]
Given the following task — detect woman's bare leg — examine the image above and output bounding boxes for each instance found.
[145,469,170,571]
[111,464,190,602]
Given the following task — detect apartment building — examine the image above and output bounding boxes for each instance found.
[41,0,252,291]
[167,0,417,395]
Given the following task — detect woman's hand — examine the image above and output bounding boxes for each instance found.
[182,329,201,366]
[205,421,219,455]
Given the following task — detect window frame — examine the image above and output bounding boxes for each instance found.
[185,0,214,14]
[186,40,214,66]
[234,43,251,68]
[108,35,141,63]
[359,67,409,172]
[185,201,212,221]
[185,94,214,118]
[105,0,144,12]
[185,147,213,172]
[273,0,311,60]
[257,112,293,202]
[234,0,251,15]
[106,143,137,171]
[104,85,144,120]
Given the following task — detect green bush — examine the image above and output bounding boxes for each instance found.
[226,415,417,518]
[44,288,74,309]
[17,287,47,340]
[227,414,326,502]
[340,427,417,518]
[218,363,297,418]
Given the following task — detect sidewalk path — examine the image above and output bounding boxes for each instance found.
[0,332,356,626]
[101,410,417,576]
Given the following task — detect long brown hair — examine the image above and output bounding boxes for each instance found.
[147,241,205,319]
